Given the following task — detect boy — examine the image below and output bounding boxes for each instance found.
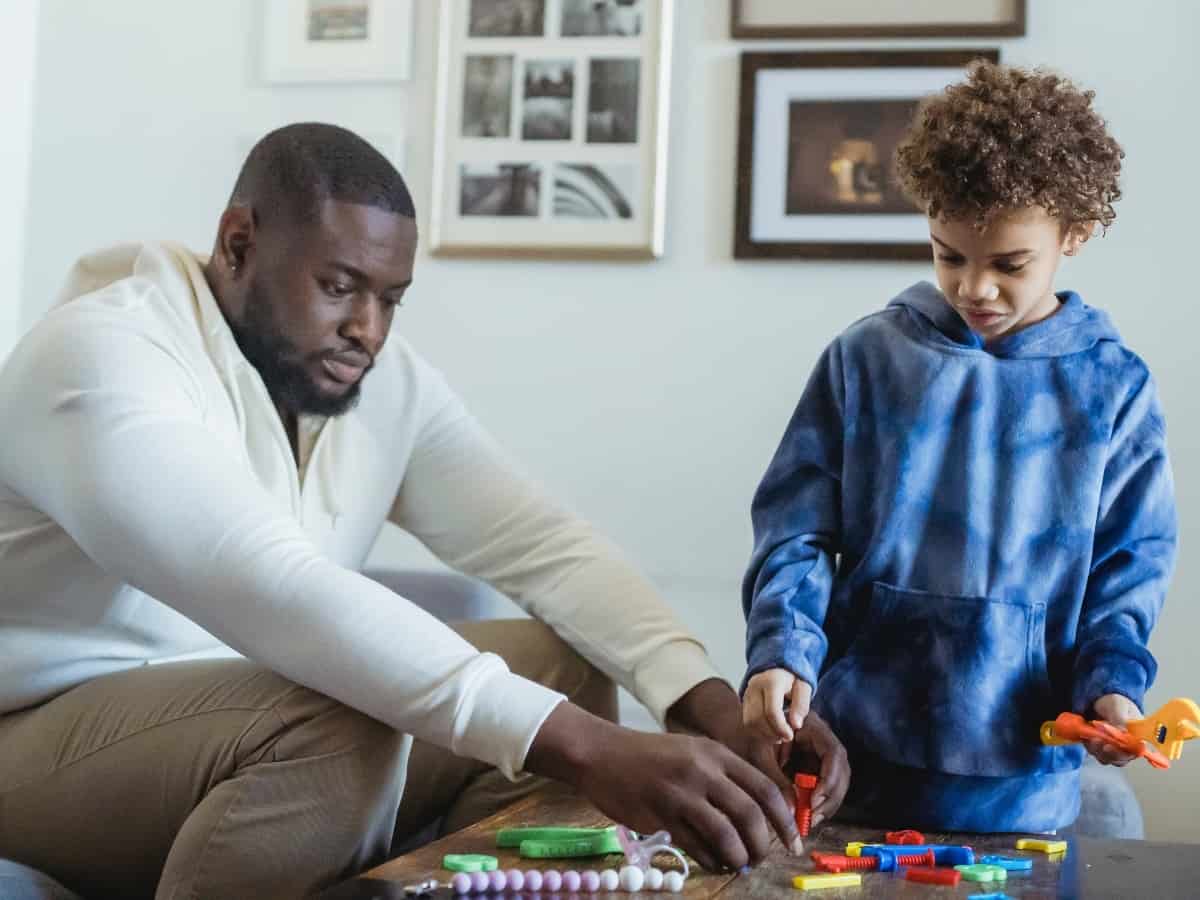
[740,61,1177,832]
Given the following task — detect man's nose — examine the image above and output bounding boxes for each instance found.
[340,295,387,355]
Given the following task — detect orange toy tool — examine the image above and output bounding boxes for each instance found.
[1040,697,1200,769]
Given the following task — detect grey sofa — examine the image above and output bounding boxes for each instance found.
[0,568,1145,898]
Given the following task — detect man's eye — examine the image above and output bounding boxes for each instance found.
[322,280,354,297]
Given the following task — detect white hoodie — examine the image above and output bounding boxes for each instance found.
[0,242,719,778]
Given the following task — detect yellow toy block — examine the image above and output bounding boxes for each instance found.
[844,841,869,857]
[1016,838,1067,854]
[792,873,863,890]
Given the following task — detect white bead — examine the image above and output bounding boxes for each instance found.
[644,868,665,891]
[599,869,620,891]
[619,866,645,892]
[663,871,685,893]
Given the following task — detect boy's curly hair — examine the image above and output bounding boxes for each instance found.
[895,60,1124,230]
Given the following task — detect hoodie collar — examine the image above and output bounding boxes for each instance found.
[888,280,1119,359]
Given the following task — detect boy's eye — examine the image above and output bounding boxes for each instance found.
[321,279,354,297]
[995,262,1027,274]
[937,254,965,266]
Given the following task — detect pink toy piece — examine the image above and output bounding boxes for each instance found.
[581,870,601,892]
[616,825,672,870]
[523,870,544,891]
[542,869,563,892]
[562,870,582,892]
[451,873,473,895]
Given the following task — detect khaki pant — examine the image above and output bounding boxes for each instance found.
[0,620,617,899]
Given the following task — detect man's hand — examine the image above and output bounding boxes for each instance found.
[525,701,801,871]
[1085,693,1141,766]
[742,668,812,743]
[669,677,848,832]
[784,712,851,828]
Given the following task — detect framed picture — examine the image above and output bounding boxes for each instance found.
[262,0,413,83]
[429,0,674,259]
[730,0,1025,39]
[734,49,999,261]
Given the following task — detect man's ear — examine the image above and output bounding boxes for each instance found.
[216,204,256,276]
[1062,221,1095,257]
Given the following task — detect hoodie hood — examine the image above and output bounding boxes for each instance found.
[888,280,1121,359]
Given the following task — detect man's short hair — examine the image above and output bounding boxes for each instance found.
[230,122,415,227]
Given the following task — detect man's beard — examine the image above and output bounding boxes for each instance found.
[227,281,364,418]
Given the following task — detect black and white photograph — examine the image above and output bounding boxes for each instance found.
[522,60,574,140]
[432,1,672,256]
[561,0,644,37]
[462,55,514,138]
[306,0,369,41]
[553,163,635,219]
[468,0,545,37]
[459,162,542,216]
[587,58,639,143]
[786,99,921,215]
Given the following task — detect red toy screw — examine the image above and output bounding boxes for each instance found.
[793,773,818,837]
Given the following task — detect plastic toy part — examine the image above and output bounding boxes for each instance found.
[613,824,690,884]
[1126,698,1200,761]
[980,855,1034,871]
[497,826,624,858]
[955,864,1008,883]
[967,894,1016,900]
[812,849,935,873]
[447,866,686,894]
[904,867,963,886]
[443,855,500,873]
[793,773,818,837]
[1040,713,1170,769]
[1016,838,1068,854]
[791,873,862,890]
[845,844,973,866]
[885,829,925,844]
[844,842,867,857]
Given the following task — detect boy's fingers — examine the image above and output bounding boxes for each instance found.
[787,681,812,730]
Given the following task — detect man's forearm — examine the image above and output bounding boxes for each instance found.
[524,701,614,788]
[665,677,744,741]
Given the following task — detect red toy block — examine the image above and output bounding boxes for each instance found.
[885,829,925,845]
[904,866,962,886]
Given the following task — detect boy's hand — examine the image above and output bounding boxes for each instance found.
[743,668,812,743]
[1085,693,1141,766]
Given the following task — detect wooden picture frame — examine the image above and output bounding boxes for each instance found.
[429,0,675,260]
[730,0,1025,40]
[733,49,1000,261]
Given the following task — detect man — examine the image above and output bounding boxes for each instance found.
[0,124,847,899]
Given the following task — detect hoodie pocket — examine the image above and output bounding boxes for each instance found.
[815,581,1054,777]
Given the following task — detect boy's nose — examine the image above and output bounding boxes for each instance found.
[958,274,999,304]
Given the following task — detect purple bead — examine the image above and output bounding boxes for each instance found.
[581,870,601,892]
[561,870,582,892]
[488,870,508,892]
[471,871,491,893]
[452,873,473,895]
[506,870,525,891]
[524,870,544,891]
[542,870,563,892]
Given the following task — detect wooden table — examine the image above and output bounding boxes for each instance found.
[319,785,1199,899]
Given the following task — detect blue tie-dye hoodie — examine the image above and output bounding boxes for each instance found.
[743,281,1177,832]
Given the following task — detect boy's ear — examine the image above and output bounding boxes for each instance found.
[1062,221,1095,257]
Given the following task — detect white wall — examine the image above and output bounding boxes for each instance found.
[23,1,1199,840]
[1,0,39,359]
